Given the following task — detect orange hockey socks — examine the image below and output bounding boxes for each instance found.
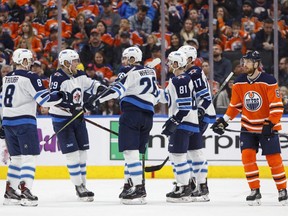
[242,149,259,189]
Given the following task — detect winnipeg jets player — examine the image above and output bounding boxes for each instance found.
[161,50,199,203]
[49,49,103,202]
[178,45,216,201]
[86,46,159,205]
[2,48,71,206]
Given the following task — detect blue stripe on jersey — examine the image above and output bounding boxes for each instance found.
[203,115,216,123]
[85,82,95,95]
[178,123,199,133]
[178,105,193,110]
[176,98,192,103]
[112,86,121,97]
[2,118,36,126]
[52,116,69,122]
[121,96,154,112]
[33,89,48,100]
[117,82,126,91]
[38,94,51,106]
[196,88,209,98]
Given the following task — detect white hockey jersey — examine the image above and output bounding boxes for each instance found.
[1,69,62,126]
[185,65,216,124]
[49,69,101,121]
[99,65,160,113]
[165,73,199,133]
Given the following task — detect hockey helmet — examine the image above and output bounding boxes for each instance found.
[123,46,142,63]
[242,51,261,62]
[12,48,33,67]
[178,45,197,62]
[58,49,79,66]
[168,51,187,69]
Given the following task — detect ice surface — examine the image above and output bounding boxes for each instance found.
[0,179,287,216]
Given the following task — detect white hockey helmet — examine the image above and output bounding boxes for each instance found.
[124,46,142,63]
[178,45,197,62]
[168,51,187,69]
[12,48,33,67]
[58,49,79,66]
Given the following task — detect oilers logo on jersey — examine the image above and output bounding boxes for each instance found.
[244,91,262,112]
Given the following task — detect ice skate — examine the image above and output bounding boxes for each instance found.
[19,181,38,207]
[196,181,210,202]
[119,179,133,199]
[75,184,94,202]
[121,184,147,205]
[3,181,21,206]
[278,189,288,206]
[246,188,261,206]
[166,184,193,203]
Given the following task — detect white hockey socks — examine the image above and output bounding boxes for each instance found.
[170,153,190,185]
[123,150,142,186]
[79,150,87,185]
[66,151,82,186]
[7,155,21,190]
[20,155,37,189]
[187,149,208,184]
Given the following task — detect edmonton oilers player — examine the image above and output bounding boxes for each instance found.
[211,51,288,206]
[161,51,199,203]
[49,49,104,202]
[87,46,159,204]
[178,45,216,201]
[2,48,72,206]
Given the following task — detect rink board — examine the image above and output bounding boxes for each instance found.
[1,116,288,179]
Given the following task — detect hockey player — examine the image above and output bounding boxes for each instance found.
[2,48,72,206]
[49,49,105,202]
[211,51,288,206]
[85,46,160,205]
[161,50,199,203]
[178,45,216,201]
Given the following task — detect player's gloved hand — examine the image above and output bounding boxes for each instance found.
[57,91,74,109]
[262,120,275,138]
[71,104,84,119]
[161,116,181,136]
[198,107,205,122]
[210,117,228,135]
[83,94,100,112]
[0,126,5,139]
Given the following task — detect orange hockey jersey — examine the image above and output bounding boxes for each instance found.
[225,72,283,132]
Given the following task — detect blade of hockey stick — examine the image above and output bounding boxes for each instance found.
[144,156,169,172]
[146,58,161,68]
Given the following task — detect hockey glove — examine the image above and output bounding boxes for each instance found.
[261,120,275,138]
[198,107,205,122]
[161,116,181,136]
[210,117,228,135]
[0,126,5,139]
[57,91,74,110]
[83,94,100,112]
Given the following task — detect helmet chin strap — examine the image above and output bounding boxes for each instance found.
[63,61,73,75]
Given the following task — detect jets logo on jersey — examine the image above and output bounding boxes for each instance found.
[54,72,62,77]
[244,91,262,112]
[188,69,197,75]
[177,75,186,79]
[71,88,81,103]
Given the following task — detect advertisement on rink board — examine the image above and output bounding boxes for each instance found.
[1,116,288,166]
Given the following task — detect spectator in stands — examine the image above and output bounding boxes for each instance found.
[144,44,161,82]
[128,5,152,42]
[43,25,59,64]
[280,85,288,114]
[120,0,156,21]
[180,18,197,44]
[165,33,182,57]
[95,0,121,36]
[152,16,171,49]
[72,12,91,41]
[79,28,113,67]
[215,77,234,114]
[279,57,288,87]
[0,4,19,39]
[5,0,25,23]
[213,44,232,83]
[0,20,14,51]
[75,0,100,23]
[14,21,42,57]
[198,33,209,60]
[91,50,113,82]
[61,0,78,22]
[95,20,114,46]
[112,31,132,73]
[253,17,287,74]
[202,60,219,96]
[241,0,262,40]
[98,99,121,115]
[215,5,231,35]
[141,34,158,61]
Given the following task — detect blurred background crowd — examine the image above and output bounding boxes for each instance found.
[1,0,288,115]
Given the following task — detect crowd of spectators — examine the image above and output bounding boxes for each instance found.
[1,0,288,114]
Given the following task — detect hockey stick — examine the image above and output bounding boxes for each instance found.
[144,71,235,172]
[39,110,84,145]
[84,118,118,136]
